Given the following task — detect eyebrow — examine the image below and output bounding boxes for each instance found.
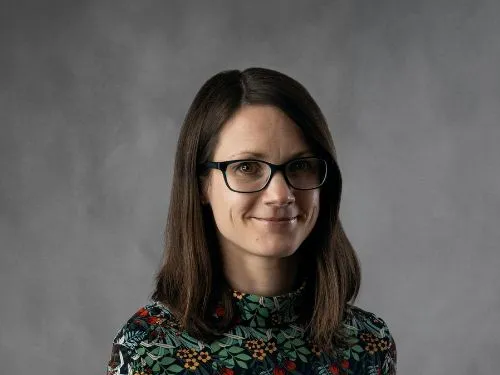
[229,150,314,159]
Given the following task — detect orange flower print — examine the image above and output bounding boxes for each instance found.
[252,348,267,361]
[176,348,199,360]
[377,338,390,351]
[273,367,285,375]
[310,343,322,357]
[197,351,212,363]
[265,340,278,354]
[149,329,165,340]
[215,306,225,317]
[137,307,149,317]
[360,332,377,343]
[329,364,340,374]
[365,342,379,355]
[220,368,234,375]
[176,348,201,370]
[284,360,297,371]
[146,316,163,325]
[341,359,350,369]
[232,291,246,300]
[245,338,273,361]
[183,357,200,370]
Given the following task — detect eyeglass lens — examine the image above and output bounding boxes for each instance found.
[226,158,326,192]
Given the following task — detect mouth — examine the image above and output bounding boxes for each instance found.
[253,216,298,223]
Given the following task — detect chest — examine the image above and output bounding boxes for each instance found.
[129,325,381,375]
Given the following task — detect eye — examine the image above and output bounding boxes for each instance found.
[233,161,261,174]
[290,159,311,171]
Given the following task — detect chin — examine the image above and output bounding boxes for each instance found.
[252,242,299,259]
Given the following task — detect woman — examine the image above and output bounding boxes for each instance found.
[107,67,397,375]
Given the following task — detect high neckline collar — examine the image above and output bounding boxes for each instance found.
[227,279,307,328]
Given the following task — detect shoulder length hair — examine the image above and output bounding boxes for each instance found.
[152,67,361,354]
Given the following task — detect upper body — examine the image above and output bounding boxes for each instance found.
[107,281,396,375]
[106,67,397,374]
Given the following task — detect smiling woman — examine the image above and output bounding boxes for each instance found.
[106,67,397,375]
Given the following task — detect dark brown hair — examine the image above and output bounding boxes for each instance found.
[152,67,361,354]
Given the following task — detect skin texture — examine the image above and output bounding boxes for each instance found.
[200,104,321,296]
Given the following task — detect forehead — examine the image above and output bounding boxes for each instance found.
[214,105,310,158]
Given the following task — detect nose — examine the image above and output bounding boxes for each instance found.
[263,170,295,205]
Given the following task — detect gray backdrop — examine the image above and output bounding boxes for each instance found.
[1,1,499,374]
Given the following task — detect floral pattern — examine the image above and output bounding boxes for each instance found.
[107,282,396,374]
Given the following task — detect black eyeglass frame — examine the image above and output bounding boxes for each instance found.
[198,156,328,193]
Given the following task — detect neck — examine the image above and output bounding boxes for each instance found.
[221,250,301,297]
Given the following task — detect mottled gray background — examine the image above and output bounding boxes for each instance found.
[1,0,499,374]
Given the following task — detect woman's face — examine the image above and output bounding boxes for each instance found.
[200,104,321,260]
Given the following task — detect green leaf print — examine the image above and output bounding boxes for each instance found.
[258,308,269,318]
[246,294,260,303]
[210,341,221,353]
[236,359,249,369]
[352,345,363,353]
[136,346,146,355]
[276,332,287,345]
[150,346,166,357]
[297,346,311,355]
[152,363,161,372]
[228,346,245,354]
[160,357,176,366]
[166,364,183,374]
[235,353,252,361]
[297,352,308,363]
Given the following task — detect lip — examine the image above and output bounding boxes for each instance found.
[254,216,297,222]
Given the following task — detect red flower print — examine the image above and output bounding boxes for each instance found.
[215,306,225,317]
[273,367,285,375]
[284,360,296,371]
[341,359,350,369]
[146,316,162,325]
[220,368,234,375]
[137,307,149,317]
[329,364,340,374]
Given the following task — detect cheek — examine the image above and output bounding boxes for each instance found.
[304,192,321,224]
[210,188,252,225]
[313,192,320,214]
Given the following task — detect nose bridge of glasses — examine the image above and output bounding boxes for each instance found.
[267,162,292,187]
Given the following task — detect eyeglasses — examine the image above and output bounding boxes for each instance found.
[199,157,328,193]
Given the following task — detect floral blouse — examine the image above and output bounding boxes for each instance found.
[107,282,396,374]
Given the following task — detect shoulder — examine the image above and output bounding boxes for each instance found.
[342,304,397,374]
[111,301,179,346]
[107,301,180,375]
[343,304,393,338]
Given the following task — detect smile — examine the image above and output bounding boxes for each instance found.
[253,217,298,223]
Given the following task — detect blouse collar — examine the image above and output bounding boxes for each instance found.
[227,279,307,328]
